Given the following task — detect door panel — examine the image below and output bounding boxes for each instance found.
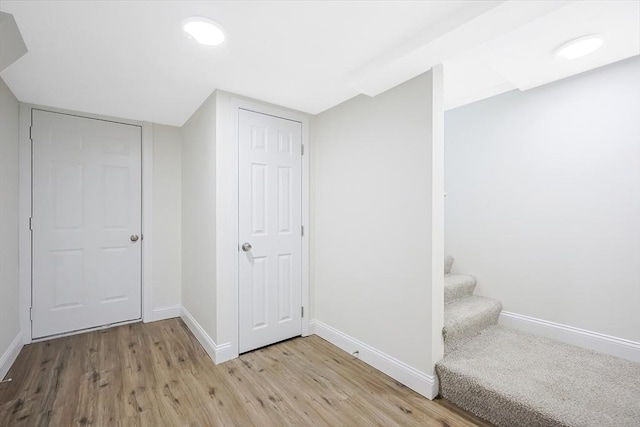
[31,110,142,338]
[239,109,302,353]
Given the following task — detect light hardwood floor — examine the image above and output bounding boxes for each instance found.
[0,319,492,426]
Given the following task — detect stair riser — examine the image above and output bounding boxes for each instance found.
[437,364,557,427]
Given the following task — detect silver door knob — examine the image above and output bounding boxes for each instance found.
[242,242,252,252]
[130,234,139,242]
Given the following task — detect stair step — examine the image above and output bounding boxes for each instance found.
[445,274,477,304]
[443,296,502,354]
[444,255,454,275]
[436,325,640,427]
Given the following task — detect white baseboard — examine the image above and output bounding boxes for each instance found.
[180,306,235,364]
[309,320,437,399]
[500,311,640,362]
[0,332,23,381]
[152,305,181,322]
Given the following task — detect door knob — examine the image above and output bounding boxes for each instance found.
[242,242,252,252]
[130,234,139,242]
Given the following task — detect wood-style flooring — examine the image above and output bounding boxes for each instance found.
[0,318,492,426]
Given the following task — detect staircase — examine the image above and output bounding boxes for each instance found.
[436,256,640,427]
[441,260,502,354]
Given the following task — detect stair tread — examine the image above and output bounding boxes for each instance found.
[444,274,477,304]
[436,325,640,427]
[445,273,476,283]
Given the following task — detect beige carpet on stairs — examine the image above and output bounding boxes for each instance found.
[437,325,640,427]
[438,256,640,426]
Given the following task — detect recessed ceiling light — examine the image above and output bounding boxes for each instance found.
[554,35,604,60]
[183,17,225,46]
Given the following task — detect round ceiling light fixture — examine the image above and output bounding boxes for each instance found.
[554,35,604,60]
[183,17,225,46]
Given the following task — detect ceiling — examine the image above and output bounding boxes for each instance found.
[0,1,638,127]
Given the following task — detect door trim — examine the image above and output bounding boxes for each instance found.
[18,104,154,343]
[218,95,309,361]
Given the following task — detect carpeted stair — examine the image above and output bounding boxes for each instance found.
[436,256,640,427]
[444,273,477,303]
[443,295,502,354]
[442,256,502,355]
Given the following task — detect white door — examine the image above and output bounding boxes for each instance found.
[238,109,303,353]
[31,110,142,338]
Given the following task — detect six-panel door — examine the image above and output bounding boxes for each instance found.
[238,109,303,353]
[31,110,142,338]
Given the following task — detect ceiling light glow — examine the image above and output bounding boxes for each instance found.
[555,35,604,60]
[183,17,225,46]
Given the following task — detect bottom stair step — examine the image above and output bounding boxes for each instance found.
[436,325,640,427]
[443,296,502,354]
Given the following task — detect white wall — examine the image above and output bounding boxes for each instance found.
[181,92,218,342]
[311,71,437,392]
[152,124,182,317]
[445,56,640,342]
[211,91,235,352]
[210,90,247,359]
[0,77,21,378]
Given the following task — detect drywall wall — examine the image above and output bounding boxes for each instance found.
[210,90,241,358]
[0,12,28,72]
[181,92,218,342]
[152,124,182,315]
[430,65,445,370]
[445,56,640,342]
[0,77,21,375]
[311,72,436,383]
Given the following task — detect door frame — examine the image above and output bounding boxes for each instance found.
[18,104,154,343]
[219,95,310,361]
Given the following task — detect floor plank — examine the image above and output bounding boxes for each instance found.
[0,319,492,426]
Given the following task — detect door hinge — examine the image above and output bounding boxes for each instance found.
[301,306,304,318]
[29,126,33,141]
[29,307,33,321]
[301,225,304,237]
[301,144,304,155]
[29,217,32,231]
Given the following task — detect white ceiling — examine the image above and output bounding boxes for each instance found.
[0,1,638,126]
[443,1,640,109]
